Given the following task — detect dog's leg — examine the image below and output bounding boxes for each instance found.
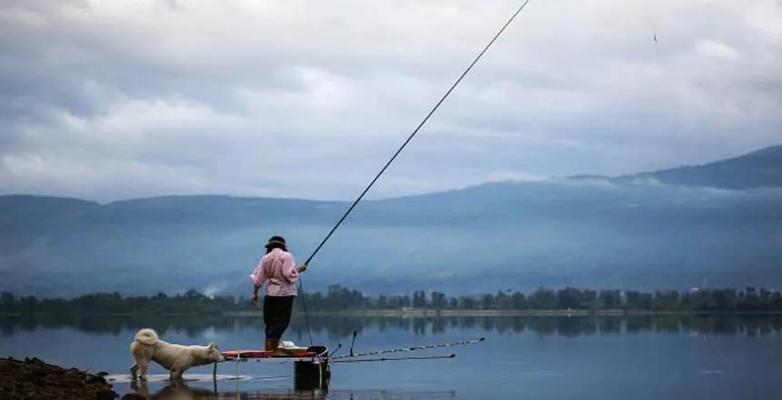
[131,379,150,397]
[139,359,150,381]
[169,367,184,381]
[130,363,138,381]
[168,360,182,381]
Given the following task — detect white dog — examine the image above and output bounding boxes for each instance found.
[130,328,225,381]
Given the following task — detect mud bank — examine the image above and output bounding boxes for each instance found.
[0,357,117,400]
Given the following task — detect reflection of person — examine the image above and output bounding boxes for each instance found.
[250,236,307,353]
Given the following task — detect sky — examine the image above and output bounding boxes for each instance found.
[0,0,780,202]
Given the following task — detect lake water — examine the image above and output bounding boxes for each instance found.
[2,314,781,399]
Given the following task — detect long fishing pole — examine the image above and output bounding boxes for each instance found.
[296,0,532,347]
[303,0,533,267]
[333,354,456,363]
[331,337,485,360]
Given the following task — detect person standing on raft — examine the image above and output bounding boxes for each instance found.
[250,235,308,353]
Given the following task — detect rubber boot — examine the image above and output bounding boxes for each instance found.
[266,338,288,356]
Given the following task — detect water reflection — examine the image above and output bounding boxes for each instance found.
[131,379,331,399]
[126,379,455,400]
[3,313,781,400]
[1,313,781,339]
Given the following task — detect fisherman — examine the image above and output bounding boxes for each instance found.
[250,235,308,354]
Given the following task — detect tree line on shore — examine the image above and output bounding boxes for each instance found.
[2,285,781,316]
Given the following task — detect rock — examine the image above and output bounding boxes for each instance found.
[120,393,146,400]
[97,388,118,400]
[0,357,118,400]
[86,375,107,385]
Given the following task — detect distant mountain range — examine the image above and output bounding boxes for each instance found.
[1,145,781,297]
[576,144,782,189]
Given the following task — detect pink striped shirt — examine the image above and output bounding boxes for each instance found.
[249,248,299,296]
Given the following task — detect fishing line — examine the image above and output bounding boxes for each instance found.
[297,279,315,346]
[297,0,533,345]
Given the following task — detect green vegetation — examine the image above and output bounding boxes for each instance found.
[304,285,782,312]
[2,286,781,317]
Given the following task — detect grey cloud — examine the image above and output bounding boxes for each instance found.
[0,0,780,201]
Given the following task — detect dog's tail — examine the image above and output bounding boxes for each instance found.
[134,328,159,346]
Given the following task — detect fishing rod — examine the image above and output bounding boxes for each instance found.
[303,0,533,267]
[331,337,485,360]
[333,354,456,364]
[297,0,533,346]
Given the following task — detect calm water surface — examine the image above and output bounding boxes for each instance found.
[2,315,781,399]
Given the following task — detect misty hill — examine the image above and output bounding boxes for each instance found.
[1,145,781,297]
[613,145,782,189]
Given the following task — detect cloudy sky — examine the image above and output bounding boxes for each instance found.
[0,0,780,202]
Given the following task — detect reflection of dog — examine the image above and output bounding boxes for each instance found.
[133,379,327,400]
[130,328,224,381]
[132,379,216,400]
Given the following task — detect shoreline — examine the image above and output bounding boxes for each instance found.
[222,309,782,318]
[3,309,781,319]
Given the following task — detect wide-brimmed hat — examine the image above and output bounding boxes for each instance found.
[265,235,287,249]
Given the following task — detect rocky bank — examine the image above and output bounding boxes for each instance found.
[0,357,117,400]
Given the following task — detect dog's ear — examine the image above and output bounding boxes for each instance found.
[208,342,216,349]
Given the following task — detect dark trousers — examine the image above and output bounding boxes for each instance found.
[263,295,295,339]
